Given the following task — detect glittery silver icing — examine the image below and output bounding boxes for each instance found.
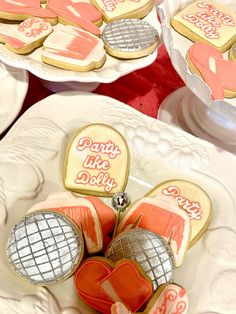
[105,228,174,290]
[102,19,159,52]
[112,192,131,212]
[7,211,83,285]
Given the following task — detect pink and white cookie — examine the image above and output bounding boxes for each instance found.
[42,25,106,71]
[47,0,102,35]
[63,123,130,196]
[186,42,236,99]
[111,283,188,314]
[91,0,154,23]
[117,197,191,267]
[146,179,212,247]
[171,1,236,52]
[0,0,57,25]
[0,17,52,54]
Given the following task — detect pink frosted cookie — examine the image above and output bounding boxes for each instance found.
[91,0,154,23]
[41,25,106,71]
[171,1,236,52]
[187,42,236,99]
[0,0,57,25]
[0,17,53,54]
[111,283,188,314]
[47,0,102,36]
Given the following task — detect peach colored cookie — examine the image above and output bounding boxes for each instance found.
[146,179,212,247]
[91,0,154,23]
[47,0,102,35]
[0,17,52,54]
[27,192,104,254]
[171,1,236,52]
[229,42,236,62]
[111,283,188,314]
[74,257,153,314]
[42,25,106,71]
[117,197,191,267]
[0,0,57,25]
[63,123,130,197]
[186,42,236,99]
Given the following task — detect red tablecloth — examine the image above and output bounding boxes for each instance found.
[21,44,184,120]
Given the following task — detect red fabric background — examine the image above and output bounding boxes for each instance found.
[20,44,184,120]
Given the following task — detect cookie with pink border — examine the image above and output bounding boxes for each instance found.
[0,17,53,54]
[63,123,130,197]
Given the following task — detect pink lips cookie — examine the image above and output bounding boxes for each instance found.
[187,42,236,99]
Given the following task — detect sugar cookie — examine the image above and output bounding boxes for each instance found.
[7,210,84,285]
[91,0,154,23]
[229,42,236,62]
[186,42,236,99]
[63,123,130,197]
[146,179,212,247]
[0,17,52,54]
[105,228,174,290]
[47,0,102,35]
[0,0,57,25]
[102,19,159,59]
[42,26,106,72]
[171,1,236,52]
[74,257,153,314]
[111,283,188,314]
[117,197,190,267]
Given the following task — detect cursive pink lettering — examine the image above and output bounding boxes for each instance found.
[162,186,202,220]
[83,155,110,170]
[102,0,140,12]
[75,171,117,192]
[76,137,121,159]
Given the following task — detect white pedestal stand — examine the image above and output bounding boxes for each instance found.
[158,86,236,154]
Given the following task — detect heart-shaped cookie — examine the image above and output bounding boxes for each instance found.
[63,124,130,197]
[91,0,154,23]
[145,179,212,247]
[0,0,57,24]
[27,192,104,254]
[111,283,188,314]
[74,257,153,314]
[117,197,191,267]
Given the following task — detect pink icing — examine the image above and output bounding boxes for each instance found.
[54,30,98,59]
[75,171,117,192]
[162,186,202,221]
[101,0,141,12]
[5,35,25,48]
[188,43,236,99]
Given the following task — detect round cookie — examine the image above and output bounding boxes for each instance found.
[63,123,130,197]
[102,19,159,59]
[7,210,84,285]
[229,42,236,62]
[145,179,212,247]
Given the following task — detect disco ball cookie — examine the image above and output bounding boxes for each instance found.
[63,123,130,197]
[7,211,84,285]
[229,42,236,62]
[171,1,236,52]
[102,19,159,59]
[105,228,174,291]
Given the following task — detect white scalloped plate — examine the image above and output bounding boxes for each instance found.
[158,0,236,121]
[0,62,28,135]
[0,8,160,83]
[0,92,236,314]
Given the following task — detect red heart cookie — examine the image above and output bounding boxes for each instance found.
[111,283,188,314]
[27,192,104,254]
[0,0,57,24]
[74,257,153,314]
[117,197,191,267]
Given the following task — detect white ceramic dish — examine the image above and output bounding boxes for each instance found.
[0,8,160,84]
[0,62,28,135]
[0,92,236,314]
[158,0,236,121]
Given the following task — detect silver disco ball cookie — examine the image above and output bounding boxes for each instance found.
[7,211,84,285]
[105,228,174,290]
[102,19,159,59]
